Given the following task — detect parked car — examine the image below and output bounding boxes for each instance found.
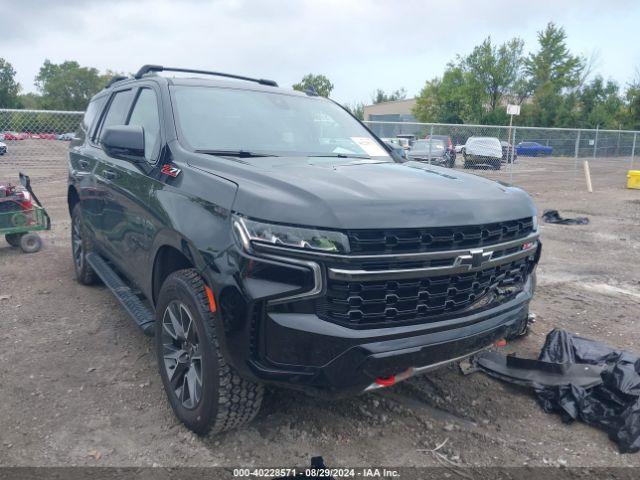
[395,134,416,147]
[0,141,6,155]
[38,133,57,140]
[68,65,540,435]
[500,141,517,163]
[516,141,553,157]
[2,132,26,141]
[58,132,78,141]
[425,134,456,161]
[463,137,502,169]
[408,139,455,167]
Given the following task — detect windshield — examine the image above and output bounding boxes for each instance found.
[171,86,389,159]
[412,139,445,151]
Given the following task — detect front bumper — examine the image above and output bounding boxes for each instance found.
[250,278,532,397]
[213,233,540,398]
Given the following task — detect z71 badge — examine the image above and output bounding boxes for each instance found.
[161,164,181,177]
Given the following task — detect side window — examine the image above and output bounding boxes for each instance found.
[81,96,106,138]
[127,89,161,163]
[97,89,135,142]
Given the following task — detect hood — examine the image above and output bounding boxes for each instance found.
[188,155,536,230]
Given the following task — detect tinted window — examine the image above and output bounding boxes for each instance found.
[82,96,107,137]
[127,89,161,163]
[99,89,135,141]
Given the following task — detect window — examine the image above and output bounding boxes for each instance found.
[171,86,389,159]
[98,89,135,141]
[127,89,161,162]
[82,96,106,136]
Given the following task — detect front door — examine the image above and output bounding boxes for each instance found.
[95,85,164,290]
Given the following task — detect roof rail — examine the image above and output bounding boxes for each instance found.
[133,65,278,87]
[104,75,129,89]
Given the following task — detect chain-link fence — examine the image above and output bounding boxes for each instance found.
[0,109,84,173]
[366,120,639,189]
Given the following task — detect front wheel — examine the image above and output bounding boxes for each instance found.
[156,269,263,435]
[71,204,98,285]
[20,233,42,253]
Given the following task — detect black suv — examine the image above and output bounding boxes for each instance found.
[68,65,540,435]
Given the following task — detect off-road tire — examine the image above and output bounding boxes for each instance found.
[71,204,98,285]
[19,233,42,253]
[155,269,263,435]
[5,233,24,247]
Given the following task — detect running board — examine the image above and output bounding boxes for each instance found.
[86,253,155,337]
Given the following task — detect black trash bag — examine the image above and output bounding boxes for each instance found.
[534,329,640,453]
[542,209,589,225]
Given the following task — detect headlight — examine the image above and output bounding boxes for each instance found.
[233,215,350,254]
[532,215,539,232]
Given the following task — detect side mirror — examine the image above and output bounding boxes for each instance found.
[101,125,145,162]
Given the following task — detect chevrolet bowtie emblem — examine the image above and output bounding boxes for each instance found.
[454,248,493,269]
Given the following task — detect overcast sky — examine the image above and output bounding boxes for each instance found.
[2,0,639,105]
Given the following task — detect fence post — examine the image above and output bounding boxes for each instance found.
[593,125,599,159]
[574,130,581,172]
[509,127,516,183]
[428,124,433,165]
[631,132,637,170]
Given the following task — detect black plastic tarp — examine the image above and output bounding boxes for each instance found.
[476,329,640,453]
[542,209,589,225]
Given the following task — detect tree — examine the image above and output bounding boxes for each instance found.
[0,58,21,108]
[35,60,109,110]
[623,70,640,130]
[413,66,468,124]
[344,101,365,120]
[414,36,524,125]
[17,93,42,110]
[577,77,625,129]
[464,37,524,114]
[292,74,334,97]
[371,87,407,104]
[522,23,585,126]
[525,23,584,91]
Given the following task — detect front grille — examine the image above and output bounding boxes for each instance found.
[318,256,533,328]
[347,217,533,255]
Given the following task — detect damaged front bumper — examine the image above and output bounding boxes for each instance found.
[247,276,535,398]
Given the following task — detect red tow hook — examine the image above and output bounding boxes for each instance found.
[375,375,396,387]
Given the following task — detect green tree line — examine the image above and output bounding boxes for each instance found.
[412,23,640,130]
[0,59,119,111]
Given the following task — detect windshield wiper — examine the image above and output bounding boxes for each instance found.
[307,153,371,159]
[195,149,278,158]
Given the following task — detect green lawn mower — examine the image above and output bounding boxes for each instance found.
[0,173,51,253]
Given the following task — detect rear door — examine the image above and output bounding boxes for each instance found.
[69,94,108,238]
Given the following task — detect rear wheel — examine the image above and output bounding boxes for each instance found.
[5,233,24,247]
[71,204,98,285]
[156,269,263,435]
[20,233,42,253]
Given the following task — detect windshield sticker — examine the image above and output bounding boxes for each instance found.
[350,137,389,157]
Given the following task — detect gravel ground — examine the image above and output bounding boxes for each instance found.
[1,140,639,469]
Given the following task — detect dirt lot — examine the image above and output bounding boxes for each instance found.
[1,140,639,469]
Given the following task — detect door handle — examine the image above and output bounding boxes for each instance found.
[103,170,118,180]
[79,159,89,169]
